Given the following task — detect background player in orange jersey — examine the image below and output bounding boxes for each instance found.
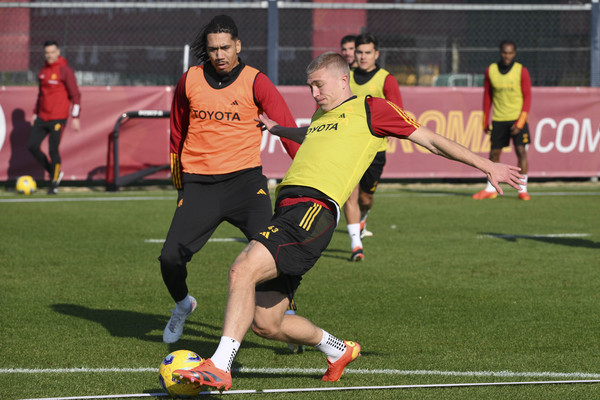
[473,39,532,201]
[173,52,524,392]
[159,15,300,344]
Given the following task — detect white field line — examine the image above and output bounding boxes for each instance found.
[145,233,592,244]
[3,367,600,379]
[17,380,600,400]
[2,190,600,203]
[144,238,247,243]
[0,196,173,203]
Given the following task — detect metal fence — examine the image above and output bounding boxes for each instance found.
[0,1,596,87]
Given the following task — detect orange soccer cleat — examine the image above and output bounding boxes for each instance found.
[350,247,364,262]
[518,192,531,201]
[472,189,497,200]
[173,359,232,392]
[322,341,362,382]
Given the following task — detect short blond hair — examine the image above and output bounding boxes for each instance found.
[306,52,350,78]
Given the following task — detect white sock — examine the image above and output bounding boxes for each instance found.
[347,223,362,249]
[519,175,528,193]
[484,180,496,193]
[314,330,346,362]
[211,336,240,373]
[175,295,192,314]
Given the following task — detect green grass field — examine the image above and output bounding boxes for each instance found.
[1,182,599,400]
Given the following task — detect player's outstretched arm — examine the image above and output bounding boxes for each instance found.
[256,113,308,144]
[408,126,524,195]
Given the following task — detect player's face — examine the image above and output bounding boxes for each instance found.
[206,32,241,75]
[500,44,516,66]
[355,43,379,72]
[341,41,356,66]
[307,66,347,112]
[44,45,60,64]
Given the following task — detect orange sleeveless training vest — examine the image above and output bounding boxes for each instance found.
[182,65,262,175]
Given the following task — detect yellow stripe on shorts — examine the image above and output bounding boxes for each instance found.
[299,203,322,231]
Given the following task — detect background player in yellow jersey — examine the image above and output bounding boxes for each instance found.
[473,39,532,201]
[172,52,524,392]
[345,33,404,261]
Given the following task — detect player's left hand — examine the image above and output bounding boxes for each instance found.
[510,125,520,136]
[255,113,277,132]
[487,163,524,195]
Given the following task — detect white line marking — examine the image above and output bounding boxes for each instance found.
[17,380,600,400]
[4,367,600,379]
[0,196,173,203]
[144,238,247,244]
[479,233,591,239]
[2,190,599,204]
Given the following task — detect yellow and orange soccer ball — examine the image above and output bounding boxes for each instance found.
[158,350,203,398]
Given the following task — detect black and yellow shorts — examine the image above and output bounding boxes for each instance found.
[359,150,386,194]
[254,197,336,298]
[491,120,530,149]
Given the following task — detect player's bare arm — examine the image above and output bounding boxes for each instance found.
[256,113,308,144]
[408,126,524,194]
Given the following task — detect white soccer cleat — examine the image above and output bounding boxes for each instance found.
[163,296,197,343]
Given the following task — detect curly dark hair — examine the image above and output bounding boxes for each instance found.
[191,15,239,64]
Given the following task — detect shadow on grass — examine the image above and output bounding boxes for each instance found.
[51,304,308,357]
[480,232,600,249]
[321,247,350,261]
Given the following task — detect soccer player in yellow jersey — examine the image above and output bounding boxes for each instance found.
[173,52,524,392]
[345,33,404,261]
[473,39,532,201]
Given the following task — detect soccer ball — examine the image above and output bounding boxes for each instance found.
[158,350,204,398]
[16,175,37,195]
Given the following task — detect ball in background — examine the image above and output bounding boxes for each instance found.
[159,350,204,398]
[16,175,37,195]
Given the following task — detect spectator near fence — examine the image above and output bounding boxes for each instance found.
[29,40,81,194]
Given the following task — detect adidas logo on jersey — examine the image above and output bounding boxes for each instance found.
[257,189,268,195]
[231,100,239,106]
[339,113,346,119]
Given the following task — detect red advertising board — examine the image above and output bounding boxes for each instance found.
[1,86,599,184]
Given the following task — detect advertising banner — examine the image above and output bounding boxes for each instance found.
[1,86,599,184]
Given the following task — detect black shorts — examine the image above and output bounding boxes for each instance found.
[490,120,531,149]
[254,197,336,298]
[359,151,386,194]
[160,168,272,265]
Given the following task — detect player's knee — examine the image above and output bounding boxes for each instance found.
[159,247,187,272]
[251,319,280,339]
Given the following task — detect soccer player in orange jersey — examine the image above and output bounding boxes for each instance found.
[160,15,300,344]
